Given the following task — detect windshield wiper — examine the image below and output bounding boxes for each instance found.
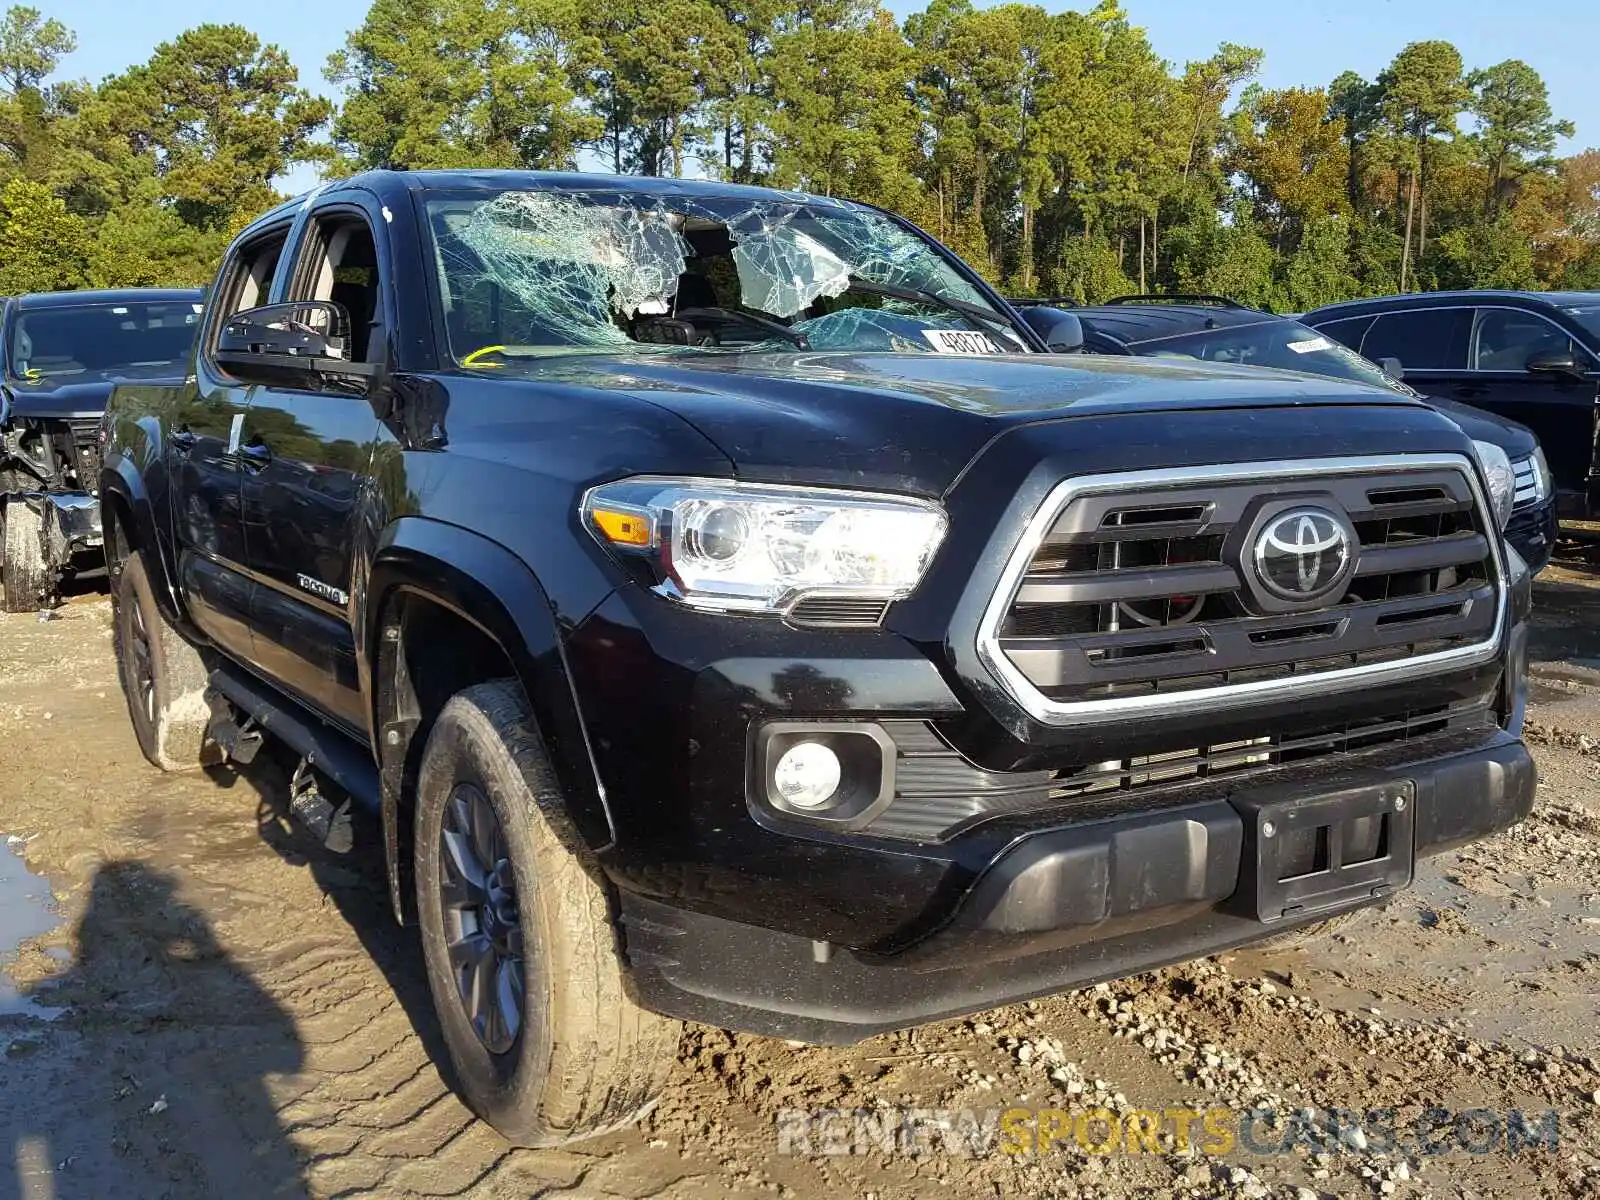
[844,277,1023,344]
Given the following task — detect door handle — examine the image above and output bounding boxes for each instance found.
[170,427,198,454]
[237,440,273,471]
[1452,384,1490,399]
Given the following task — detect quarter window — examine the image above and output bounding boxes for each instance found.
[1359,309,1469,370]
[1472,309,1575,371]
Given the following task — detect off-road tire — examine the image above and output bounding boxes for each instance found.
[415,680,681,1147]
[113,550,214,770]
[2,499,49,613]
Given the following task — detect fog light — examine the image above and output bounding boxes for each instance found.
[773,741,842,810]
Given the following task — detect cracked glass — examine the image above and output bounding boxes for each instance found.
[425,187,1026,361]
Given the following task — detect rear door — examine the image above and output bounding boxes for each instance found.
[236,196,390,733]
[1351,306,1473,393]
[1461,306,1600,502]
[170,225,292,660]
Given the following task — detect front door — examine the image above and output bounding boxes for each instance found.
[169,225,292,659]
[1458,307,1600,507]
[238,202,389,733]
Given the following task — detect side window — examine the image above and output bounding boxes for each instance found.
[286,211,386,364]
[218,230,289,319]
[1307,315,1373,352]
[1358,309,1470,370]
[203,226,289,361]
[1472,309,1574,371]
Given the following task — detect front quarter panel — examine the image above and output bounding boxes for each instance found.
[101,380,196,620]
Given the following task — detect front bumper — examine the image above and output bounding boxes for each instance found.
[11,490,103,565]
[618,729,1534,1043]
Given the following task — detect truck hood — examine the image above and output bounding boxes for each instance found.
[3,364,187,421]
[509,350,1428,495]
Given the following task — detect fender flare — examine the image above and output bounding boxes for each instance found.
[98,453,186,625]
[363,517,614,920]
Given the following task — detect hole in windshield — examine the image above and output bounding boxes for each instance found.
[425,190,1026,363]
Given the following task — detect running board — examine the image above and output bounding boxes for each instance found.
[206,664,381,816]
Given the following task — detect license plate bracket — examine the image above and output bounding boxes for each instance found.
[1230,780,1415,923]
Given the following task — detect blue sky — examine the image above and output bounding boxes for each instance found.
[43,0,1597,193]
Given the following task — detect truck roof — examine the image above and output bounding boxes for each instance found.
[15,287,206,309]
[302,168,860,211]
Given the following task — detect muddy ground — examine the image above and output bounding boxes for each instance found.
[1,565,1599,1200]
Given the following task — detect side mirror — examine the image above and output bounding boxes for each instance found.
[1018,306,1085,354]
[1526,349,1582,376]
[214,301,377,392]
[1378,356,1406,381]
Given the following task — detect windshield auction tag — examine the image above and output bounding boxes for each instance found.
[1286,336,1334,354]
[922,328,1001,356]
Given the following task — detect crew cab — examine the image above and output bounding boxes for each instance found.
[101,171,1536,1147]
[0,288,205,610]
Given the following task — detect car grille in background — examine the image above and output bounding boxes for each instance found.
[867,697,1497,841]
[1511,456,1540,511]
[985,462,1501,711]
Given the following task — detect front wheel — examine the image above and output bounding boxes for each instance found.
[2,500,49,613]
[414,680,680,1146]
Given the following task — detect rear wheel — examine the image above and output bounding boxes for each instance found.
[113,551,214,770]
[2,500,48,613]
[415,680,680,1146]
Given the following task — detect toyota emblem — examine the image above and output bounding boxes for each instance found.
[1252,507,1354,604]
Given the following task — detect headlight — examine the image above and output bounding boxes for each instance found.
[1531,445,1552,502]
[1471,440,1515,530]
[582,477,948,614]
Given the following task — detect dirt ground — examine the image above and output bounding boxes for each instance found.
[2,563,1599,1200]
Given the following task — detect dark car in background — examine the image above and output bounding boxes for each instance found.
[0,288,205,610]
[1025,295,1558,574]
[1301,291,1600,528]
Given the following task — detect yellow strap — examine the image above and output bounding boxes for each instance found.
[460,345,508,368]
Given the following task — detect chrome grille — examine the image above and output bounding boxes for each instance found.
[979,457,1505,723]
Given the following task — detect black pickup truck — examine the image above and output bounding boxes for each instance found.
[101,170,1536,1147]
[0,288,205,610]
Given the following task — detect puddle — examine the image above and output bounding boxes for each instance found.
[0,836,65,1018]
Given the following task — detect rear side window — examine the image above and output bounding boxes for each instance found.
[1306,314,1373,351]
[1472,309,1575,371]
[1359,309,1469,370]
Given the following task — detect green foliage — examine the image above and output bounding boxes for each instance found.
[1424,218,1538,290]
[1046,233,1131,303]
[0,1,1589,316]
[0,176,85,293]
[328,0,601,171]
[1277,215,1360,311]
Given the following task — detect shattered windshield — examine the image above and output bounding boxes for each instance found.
[424,188,1028,362]
[9,300,204,381]
[1128,318,1411,394]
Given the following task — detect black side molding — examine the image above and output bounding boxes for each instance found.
[208,662,381,815]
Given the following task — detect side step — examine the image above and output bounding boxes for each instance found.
[206,663,381,819]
